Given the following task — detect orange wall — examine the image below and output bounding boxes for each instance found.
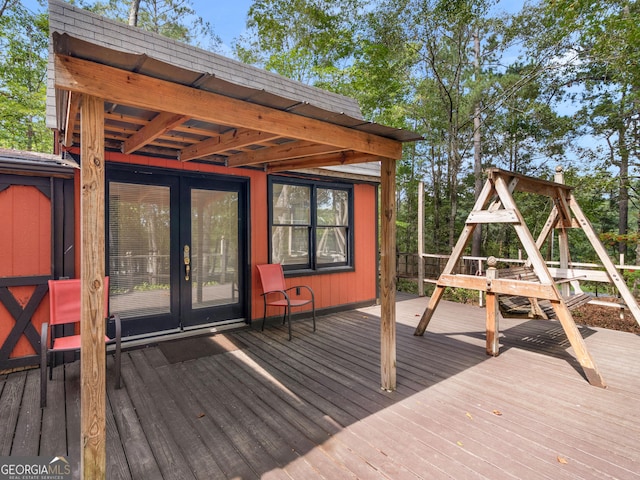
[74,151,378,321]
[0,185,51,358]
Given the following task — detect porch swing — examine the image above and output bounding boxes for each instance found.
[495,221,591,320]
[413,167,640,388]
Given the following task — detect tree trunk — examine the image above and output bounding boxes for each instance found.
[471,29,483,258]
[128,0,141,26]
[618,108,629,259]
[448,133,460,251]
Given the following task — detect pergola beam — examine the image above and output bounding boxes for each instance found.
[122,112,189,154]
[266,151,381,173]
[227,140,345,168]
[63,92,81,147]
[179,128,279,162]
[55,54,403,160]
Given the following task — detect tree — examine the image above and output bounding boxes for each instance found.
[79,0,221,49]
[235,0,361,85]
[524,0,640,261]
[0,2,51,151]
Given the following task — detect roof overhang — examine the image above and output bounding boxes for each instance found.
[52,33,420,172]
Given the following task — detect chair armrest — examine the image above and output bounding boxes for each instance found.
[107,313,122,344]
[262,290,290,301]
[286,285,315,300]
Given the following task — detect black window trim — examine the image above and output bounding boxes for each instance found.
[268,175,355,277]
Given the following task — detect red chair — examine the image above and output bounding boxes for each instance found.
[41,277,121,407]
[256,264,315,340]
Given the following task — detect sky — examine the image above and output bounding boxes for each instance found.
[23,0,523,56]
[22,0,255,54]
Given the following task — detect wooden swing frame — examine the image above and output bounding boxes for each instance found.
[414,167,640,388]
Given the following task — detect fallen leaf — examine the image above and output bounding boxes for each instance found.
[466,412,473,420]
[197,413,205,418]
[557,456,568,464]
[457,441,464,447]
[492,410,503,416]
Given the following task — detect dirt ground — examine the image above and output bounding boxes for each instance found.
[572,299,640,334]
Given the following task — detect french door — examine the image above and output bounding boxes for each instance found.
[107,166,248,338]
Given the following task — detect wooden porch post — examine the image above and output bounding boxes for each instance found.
[80,94,107,479]
[380,158,396,391]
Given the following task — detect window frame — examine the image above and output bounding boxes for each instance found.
[268,176,355,276]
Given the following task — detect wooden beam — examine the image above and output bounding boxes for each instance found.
[122,112,189,154]
[466,209,519,224]
[63,92,81,147]
[536,205,559,250]
[547,267,610,283]
[414,178,495,336]
[493,175,554,283]
[55,55,403,160]
[569,193,640,326]
[227,141,345,167]
[555,187,572,224]
[549,300,606,387]
[437,274,560,300]
[380,158,396,391]
[179,128,278,162]
[80,94,106,478]
[485,261,500,356]
[487,168,573,198]
[266,151,380,173]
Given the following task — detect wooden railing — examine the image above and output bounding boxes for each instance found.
[397,251,640,298]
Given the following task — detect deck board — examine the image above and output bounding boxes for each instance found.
[11,369,40,456]
[0,371,25,456]
[3,294,640,479]
[39,365,66,457]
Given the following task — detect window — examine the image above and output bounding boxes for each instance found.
[270,178,353,272]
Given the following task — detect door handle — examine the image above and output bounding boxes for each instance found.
[184,245,191,281]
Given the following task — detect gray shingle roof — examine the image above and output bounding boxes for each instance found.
[46,0,364,128]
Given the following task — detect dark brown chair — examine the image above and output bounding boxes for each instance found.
[41,277,121,407]
[256,264,315,340]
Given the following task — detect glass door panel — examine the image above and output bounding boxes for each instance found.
[108,182,175,331]
[107,167,247,337]
[190,189,239,310]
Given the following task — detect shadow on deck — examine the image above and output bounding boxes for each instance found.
[2,293,640,479]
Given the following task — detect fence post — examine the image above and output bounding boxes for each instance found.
[417,181,424,296]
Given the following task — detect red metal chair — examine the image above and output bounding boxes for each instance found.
[256,264,315,340]
[41,277,121,407]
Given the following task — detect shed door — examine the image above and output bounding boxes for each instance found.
[107,168,248,338]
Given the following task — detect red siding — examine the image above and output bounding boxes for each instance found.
[0,185,51,277]
[257,182,378,320]
[0,185,51,358]
[74,151,378,322]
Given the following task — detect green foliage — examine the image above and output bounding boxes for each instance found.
[443,287,479,305]
[0,2,51,151]
[236,0,360,84]
[1,0,638,271]
[79,0,221,49]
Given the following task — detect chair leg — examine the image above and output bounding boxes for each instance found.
[312,301,316,333]
[113,314,122,390]
[287,307,292,341]
[262,302,267,331]
[40,323,48,408]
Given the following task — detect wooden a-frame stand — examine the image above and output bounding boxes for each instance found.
[415,167,640,388]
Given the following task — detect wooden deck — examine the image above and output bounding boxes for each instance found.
[2,293,640,479]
